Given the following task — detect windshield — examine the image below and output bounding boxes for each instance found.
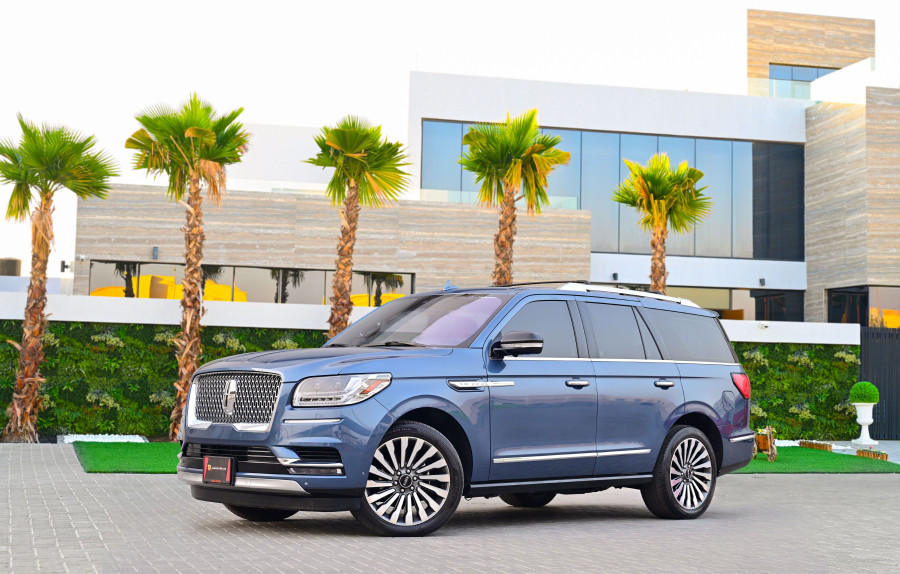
[327,293,511,348]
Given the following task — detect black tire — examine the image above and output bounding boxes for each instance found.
[641,425,718,520]
[224,504,297,522]
[499,492,557,508]
[351,421,463,537]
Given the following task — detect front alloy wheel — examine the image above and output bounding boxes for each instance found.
[352,421,463,536]
[641,425,717,519]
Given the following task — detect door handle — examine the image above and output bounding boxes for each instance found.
[566,379,591,388]
[654,379,676,389]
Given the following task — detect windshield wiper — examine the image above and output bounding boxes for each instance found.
[325,343,350,347]
[362,341,428,348]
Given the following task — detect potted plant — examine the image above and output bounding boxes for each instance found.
[849,381,880,446]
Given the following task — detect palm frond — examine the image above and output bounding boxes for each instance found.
[613,152,710,234]
[128,95,249,202]
[460,109,569,211]
[306,117,409,207]
[2,116,117,219]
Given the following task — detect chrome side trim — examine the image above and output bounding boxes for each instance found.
[448,380,515,389]
[177,468,308,494]
[282,418,343,425]
[493,448,651,463]
[729,434,756,443]
[493,452,597,464]
[595,448,651,457]
[448,380,486,391]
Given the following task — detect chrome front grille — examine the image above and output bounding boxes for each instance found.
[193,372,282,424]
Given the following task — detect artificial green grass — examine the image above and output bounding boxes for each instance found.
[72,441,180,474]
[733,446,900,474]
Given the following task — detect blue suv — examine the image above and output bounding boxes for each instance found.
[177,283,753,536]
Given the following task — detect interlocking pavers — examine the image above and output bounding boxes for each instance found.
[2,444,900,573]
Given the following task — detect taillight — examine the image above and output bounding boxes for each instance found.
[731,373,751,400]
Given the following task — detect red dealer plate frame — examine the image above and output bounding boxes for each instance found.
[202,456,234,485]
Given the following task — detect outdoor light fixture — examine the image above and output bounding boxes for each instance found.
[60,261,71,272]
[152,246,159,260]
[759,278,765,287]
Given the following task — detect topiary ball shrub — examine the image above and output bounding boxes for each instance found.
[849,381,880,404]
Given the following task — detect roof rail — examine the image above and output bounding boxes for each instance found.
[557,283,700,308]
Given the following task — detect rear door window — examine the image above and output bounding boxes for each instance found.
[500,300,578,358]
[579,302,646,360]
[641,308,735,363]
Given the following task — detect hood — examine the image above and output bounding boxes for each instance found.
[195,346,454,381]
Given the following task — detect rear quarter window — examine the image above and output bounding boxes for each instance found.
[641,308,735,363]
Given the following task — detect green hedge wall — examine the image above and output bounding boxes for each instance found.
[0,320,326,438]
[0,320,861,440]
[735,342,861,440]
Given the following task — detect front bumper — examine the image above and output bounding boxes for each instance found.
[177,467,308,494]
[178,466,361,512]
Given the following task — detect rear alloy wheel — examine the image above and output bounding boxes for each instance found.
[224,505,297,522]
[641,426,717,519]
[500,492,556,508]
[352,421,463,536]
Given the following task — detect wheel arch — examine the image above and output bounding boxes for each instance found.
[670,411,724,473]
[392,407,474,486]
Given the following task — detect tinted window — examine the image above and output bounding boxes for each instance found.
[581,303,645,360]
[642,309,735,363]
[500,301,577,358]
[635,311,662,360]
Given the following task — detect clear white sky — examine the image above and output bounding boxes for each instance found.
[1,0,898,277]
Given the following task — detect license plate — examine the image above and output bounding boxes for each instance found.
[202,456,235,485]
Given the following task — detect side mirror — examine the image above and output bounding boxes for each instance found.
[491,331,544,359]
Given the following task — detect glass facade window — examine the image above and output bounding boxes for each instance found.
[542,128,581,210]
[421,121,462,195]
[421,120,805,262]
[828,287,869,326]
[581,132,620,253]
[767,64,837,100]
[829,286,900,328]
[89,261,413,307]
[694,139,733,258]
[750,290,804,322]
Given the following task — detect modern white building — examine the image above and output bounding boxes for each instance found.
[1,4,899,328]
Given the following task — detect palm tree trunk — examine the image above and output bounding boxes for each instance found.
[170,171,205,439]
[650,225,668,294]
[123,265,135,298]
[492,183,518,286]
[328,180,360,338]
[374,281,383,307]
[2,196,53,442]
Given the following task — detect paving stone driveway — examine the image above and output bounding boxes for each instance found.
[3,445,900,574]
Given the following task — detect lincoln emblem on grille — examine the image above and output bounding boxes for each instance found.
[222,379,237,416]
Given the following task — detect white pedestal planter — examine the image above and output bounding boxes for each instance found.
[851,403,878,446]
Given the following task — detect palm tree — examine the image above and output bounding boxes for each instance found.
[613,153,710,294]
[114,262,139,298]
[460,109,570,286]
[306,117,409,337]
[126,95,250,439]
[1,115,117,442]
[363,272,404,307]
[269,268,304,303]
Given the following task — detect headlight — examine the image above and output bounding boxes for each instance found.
[292,373,391,407]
